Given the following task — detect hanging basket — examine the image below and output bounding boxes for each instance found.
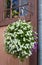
[4,19,37,62]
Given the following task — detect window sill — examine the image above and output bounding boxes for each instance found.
[0,15,31,27]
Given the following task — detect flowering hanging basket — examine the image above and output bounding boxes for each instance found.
[4,19,37,61]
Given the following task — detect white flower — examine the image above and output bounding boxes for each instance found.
[19,47,22,51]
[26,44,29,48]
[7,36,11,40]
[27,25,31,28]
[29,38,32,40]
[26,56,28,59]
[21,45,24,48]
[14,50,16,52]
[23,51,28,55]
[30,33,32,36]
[17,47,22,51]
[16,22,20,27]
[9,49,11,53]
[30,43,34,47]
[14,39,18,44]
[23,37,26,41]
[18,40,21,46]
[17,30,23,34]
[18,56,20,58]
[15,44,18,47]
[15,28,18,30]
[22,52,25,56]
[10,26,14,30]
[35,32,37,35]
[9,44,12,48]
[26,32,29,36]
[28,51,32,56]
[29,46,32,48]
[12,51,15,54]
[14,32,17,38]
[31,37,34,40]
[21,35,23,37]
[11,52,13,54]
[12,45,15,49]
[7,41,10,45]
[19,19,21,22]
[23,27,27,30]
[24,46,27,49]
[17,47,19,51]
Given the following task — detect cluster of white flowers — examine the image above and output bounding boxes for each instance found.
[4,19,35,61]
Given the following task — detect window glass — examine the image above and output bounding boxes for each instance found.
[19,0,28,16]
[12,0,19,18]
[5,0,28,18]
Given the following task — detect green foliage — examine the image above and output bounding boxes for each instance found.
[4,19,35,61]
[12,10,19,17]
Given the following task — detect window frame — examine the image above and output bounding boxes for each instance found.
[0,0,37,32]
[4,0,31,18]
